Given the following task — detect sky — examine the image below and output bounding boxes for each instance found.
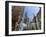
[24,6,40,21]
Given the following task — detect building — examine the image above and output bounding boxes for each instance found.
[12,6,24,31]
[28,8,41,30]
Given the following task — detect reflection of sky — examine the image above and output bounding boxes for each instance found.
[24,6,40,21]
